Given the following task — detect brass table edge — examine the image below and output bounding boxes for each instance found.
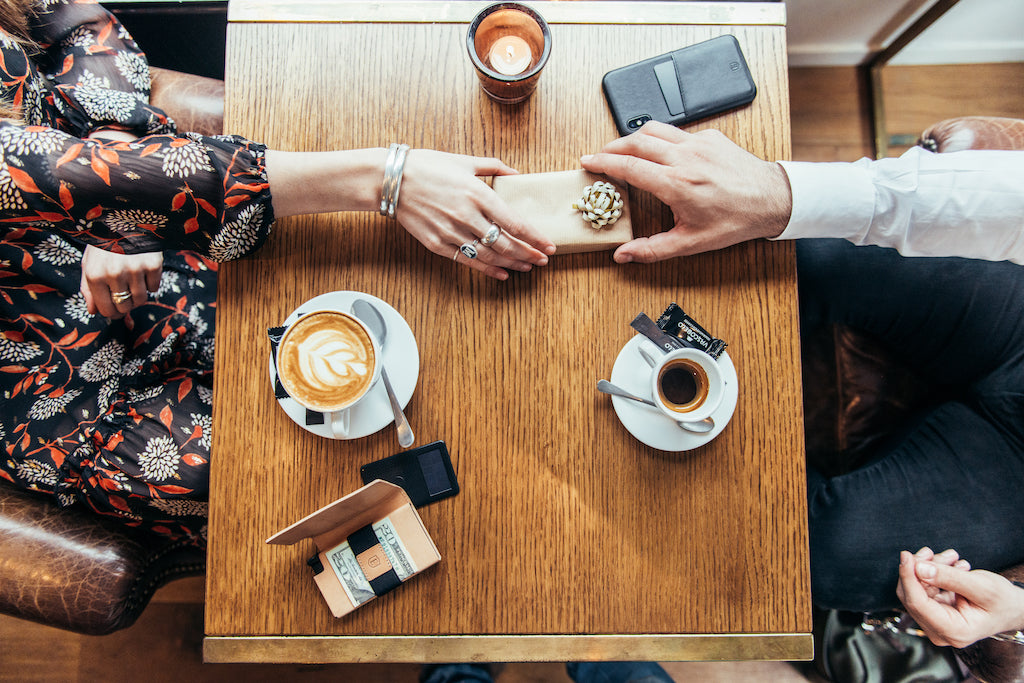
[203,632,814,664]
[228,1,786,27]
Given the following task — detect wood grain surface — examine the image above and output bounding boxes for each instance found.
[207,0,809,661]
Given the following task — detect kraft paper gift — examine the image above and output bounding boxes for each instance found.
[492,170,632,254]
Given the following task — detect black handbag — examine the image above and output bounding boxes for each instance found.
[817,610,964,683]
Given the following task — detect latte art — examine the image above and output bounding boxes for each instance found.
[297,330,371,388]
[278,311,377,412]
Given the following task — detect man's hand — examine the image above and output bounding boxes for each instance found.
[897,547,1024,649]
[581,122,792,263]
[80,245,163,319]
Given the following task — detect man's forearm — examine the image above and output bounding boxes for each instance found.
[776,147,1024,263]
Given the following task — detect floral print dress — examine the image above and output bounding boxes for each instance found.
[1,0,275,547]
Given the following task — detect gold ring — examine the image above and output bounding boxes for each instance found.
[111,290,132,304]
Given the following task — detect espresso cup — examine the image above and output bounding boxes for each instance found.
[276,309,381,438]
[648,348,724,424]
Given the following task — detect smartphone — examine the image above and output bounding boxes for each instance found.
[360,440,459,507]
[601,35,756,136]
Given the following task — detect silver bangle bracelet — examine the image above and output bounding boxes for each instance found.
[388,143,409,219]
[379,143,410,219]
[992,630,1024,645]
[379,144,399,216]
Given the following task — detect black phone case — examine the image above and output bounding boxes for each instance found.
[601,35,756,136]
[360,441,459,507]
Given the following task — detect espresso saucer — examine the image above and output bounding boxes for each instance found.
[608,336,738,451]
[268,291,419,440]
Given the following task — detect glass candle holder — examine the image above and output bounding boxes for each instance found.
[467,2,552,104]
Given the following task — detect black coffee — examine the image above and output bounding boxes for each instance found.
[660,366,698,405]
[657,358,709,413]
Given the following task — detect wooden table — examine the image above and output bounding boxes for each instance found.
[206,0,810,664]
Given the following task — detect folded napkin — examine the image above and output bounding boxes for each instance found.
[492,170,633,254]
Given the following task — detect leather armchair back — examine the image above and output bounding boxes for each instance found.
[150,66,225,137]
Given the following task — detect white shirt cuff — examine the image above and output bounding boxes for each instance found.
[774,159,876,242]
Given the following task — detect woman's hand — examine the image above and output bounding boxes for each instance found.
[265,147,556,281]
[80,245,163,318]
[396,150,556,280]
[897,547,1024,648]
[79,130,165,318]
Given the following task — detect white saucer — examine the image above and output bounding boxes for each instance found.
[269,291,419,440]
[608,336,738,451]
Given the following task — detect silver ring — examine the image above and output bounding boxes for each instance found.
[459,242,479,260]
[481,223,501,246]
[111,290,132,304]
[452,248,461,262]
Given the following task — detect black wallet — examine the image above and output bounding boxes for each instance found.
[601,35,757,136]
[360,441,459,508]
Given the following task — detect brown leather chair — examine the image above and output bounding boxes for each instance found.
[801,116,1024,683]
[0,67,223,636]
[149,66,225,136]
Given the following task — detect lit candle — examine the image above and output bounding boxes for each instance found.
[488,35,533,76]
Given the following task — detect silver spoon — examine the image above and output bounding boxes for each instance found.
[597,379,713,434]
[636,345,715,433]
[598,379,659,408]
[352,299,415,448]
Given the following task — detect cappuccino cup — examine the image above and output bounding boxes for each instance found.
[648,347,723,424]
[276,309,381,438]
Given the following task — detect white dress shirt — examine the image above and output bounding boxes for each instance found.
[776,147,1024,263]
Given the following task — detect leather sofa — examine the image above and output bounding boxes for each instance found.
[0,67,223,636]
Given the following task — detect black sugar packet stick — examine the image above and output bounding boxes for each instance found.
[630,313,685,353]
[656,303,727,359]
[629,307,727,359]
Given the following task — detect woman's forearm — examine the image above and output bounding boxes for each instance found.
[265,148,388,218]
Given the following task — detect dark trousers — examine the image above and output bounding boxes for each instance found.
[420,662,673,683]
[797,239,1024,611]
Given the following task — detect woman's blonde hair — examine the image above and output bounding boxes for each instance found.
[1,0,40,120]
